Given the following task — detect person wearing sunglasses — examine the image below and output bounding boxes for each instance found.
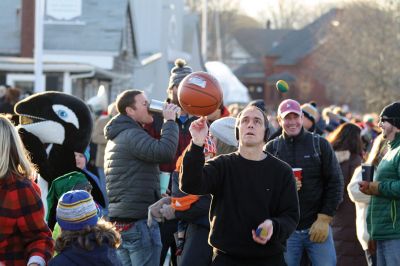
[359,102,400,266]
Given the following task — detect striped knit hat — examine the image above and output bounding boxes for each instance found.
[56,190,98,231]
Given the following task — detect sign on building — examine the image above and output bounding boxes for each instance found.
[46,0,82,20]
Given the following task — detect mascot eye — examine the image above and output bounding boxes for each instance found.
[57,110,68,118]
[52,104,80,129]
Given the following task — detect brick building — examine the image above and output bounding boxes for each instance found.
[235,9,340,109]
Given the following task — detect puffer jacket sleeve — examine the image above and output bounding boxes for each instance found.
[319,137,344,216]
[377,152,400,199]
[127,120,179,163]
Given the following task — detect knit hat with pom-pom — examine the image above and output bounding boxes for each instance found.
[168,58,193,90]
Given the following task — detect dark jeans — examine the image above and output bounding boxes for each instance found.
[211,252,286,266]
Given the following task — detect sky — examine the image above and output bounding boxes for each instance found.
[239,0,349,21]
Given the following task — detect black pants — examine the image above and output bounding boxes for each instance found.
[159,220,178,266]
[211,252,286,266]
[179,223,212,266]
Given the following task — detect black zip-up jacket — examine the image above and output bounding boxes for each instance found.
[265,128,343,230]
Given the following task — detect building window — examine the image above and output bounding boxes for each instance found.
[46,73,63,91]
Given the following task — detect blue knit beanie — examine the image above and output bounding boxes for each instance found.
[56,190,98,231]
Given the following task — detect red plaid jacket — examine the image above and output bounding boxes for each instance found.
[0,174,54,266]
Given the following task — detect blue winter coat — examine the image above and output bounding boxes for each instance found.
[48,237,122,266]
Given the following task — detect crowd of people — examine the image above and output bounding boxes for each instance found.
[0,59,400,266]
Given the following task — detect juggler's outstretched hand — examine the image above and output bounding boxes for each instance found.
[189,117,208,146]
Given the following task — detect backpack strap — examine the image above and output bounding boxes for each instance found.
[272,137,282,157]
[312,133,322,157]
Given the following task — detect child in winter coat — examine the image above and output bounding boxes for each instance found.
[48,190,122,266]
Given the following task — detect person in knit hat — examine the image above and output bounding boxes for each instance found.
[75,146,109,217]
[145,58,196,265]
[168,58,193,90]
[49,190,122,266]
[359,101,400,266]
[46,171,92,228]
[301,103,322,135]
[378,102,400,132]
[209,116,238,153]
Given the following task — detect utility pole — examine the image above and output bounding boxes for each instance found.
[215,8,222,61]
[34,0,45,93]
[201,0,208,62]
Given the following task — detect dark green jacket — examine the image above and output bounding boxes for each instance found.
[368,133,400,240]
[104,114,178,220]
[46,171,88,228]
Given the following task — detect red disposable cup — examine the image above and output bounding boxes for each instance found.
[293,168,303,181]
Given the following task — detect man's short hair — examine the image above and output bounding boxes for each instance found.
[235,105,269,142]
[116,90,143,115]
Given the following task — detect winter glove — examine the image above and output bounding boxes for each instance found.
[359,181,380,195]
[309,213,332,243]
[160,204,176,220]
[147,197,171,226]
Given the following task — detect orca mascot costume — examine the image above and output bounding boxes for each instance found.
[15,91,106,228]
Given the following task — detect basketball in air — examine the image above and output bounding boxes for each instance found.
[178,71,223,116]
[276,80,289,93]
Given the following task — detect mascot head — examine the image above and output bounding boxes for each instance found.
[15,91,93,153]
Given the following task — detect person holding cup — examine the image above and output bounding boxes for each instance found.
[144,58,198,266]
[104,89,180,266]
[265,99,343,266]
[359,102,400,266]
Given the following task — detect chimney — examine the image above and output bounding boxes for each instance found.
[20,0,35,57]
